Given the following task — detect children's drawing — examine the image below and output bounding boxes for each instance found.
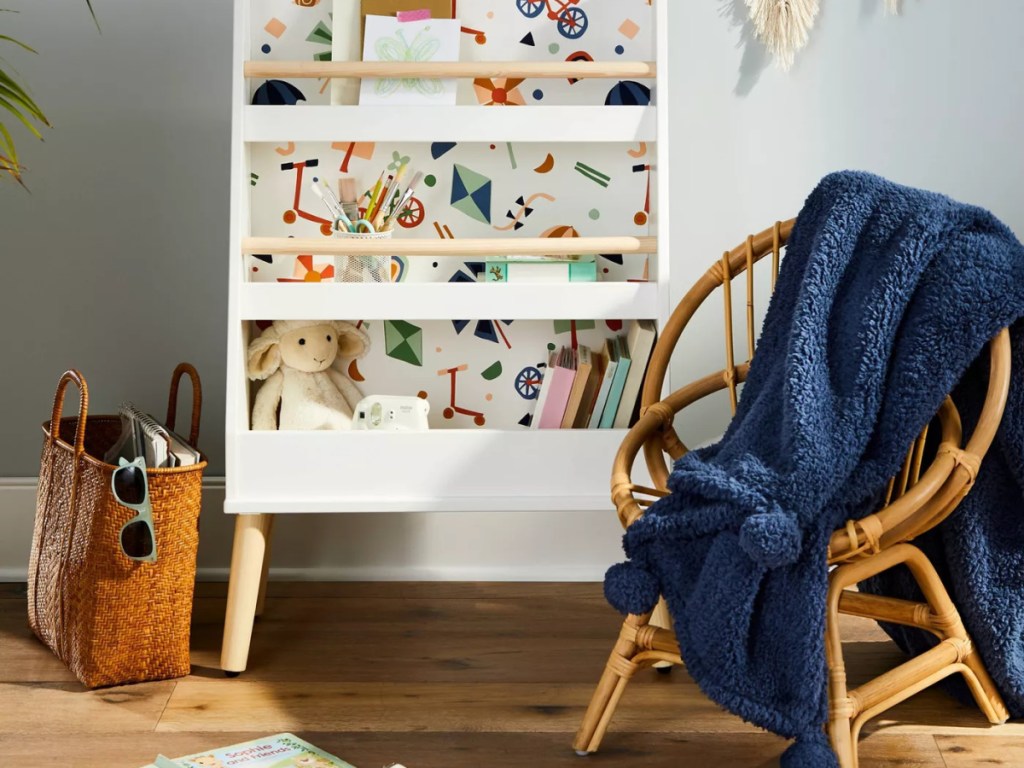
[359,16,460,106]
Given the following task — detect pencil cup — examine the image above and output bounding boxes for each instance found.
[333,229,394,284]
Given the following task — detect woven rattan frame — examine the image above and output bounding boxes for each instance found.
[28,364,207,688]
[574,222,1011,767]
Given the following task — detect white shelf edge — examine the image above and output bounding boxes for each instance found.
[243,105,657,143]
[239,281,660,320]
[224,494,615,514]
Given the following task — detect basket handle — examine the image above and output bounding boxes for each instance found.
[166,363,202,448]
[48,370,88,456]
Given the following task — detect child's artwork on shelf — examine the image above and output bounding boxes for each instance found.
[250,0,654,107]
[359,15,461,106]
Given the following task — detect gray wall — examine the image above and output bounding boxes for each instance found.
[2,0,1024,577]
[1,0,232,475]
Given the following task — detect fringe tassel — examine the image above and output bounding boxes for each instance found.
[745,0,821,71]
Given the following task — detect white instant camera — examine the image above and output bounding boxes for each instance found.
[352,395,430,431]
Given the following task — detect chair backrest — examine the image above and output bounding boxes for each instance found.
[619,221,1011,562]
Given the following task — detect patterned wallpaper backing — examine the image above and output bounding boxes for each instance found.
[245,1,658,429]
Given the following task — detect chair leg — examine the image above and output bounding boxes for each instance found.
[827,542,1010,768]
[825,575,858,768]
[221,513,274,675]
[650,597,674,673]
[573,612,650,755]
[899,545,1010,725]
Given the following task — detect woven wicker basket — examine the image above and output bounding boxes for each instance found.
[28,364,206,688]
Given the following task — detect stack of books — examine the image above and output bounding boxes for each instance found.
[530,319,657,429]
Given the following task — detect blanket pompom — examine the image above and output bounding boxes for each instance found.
[739,509,802,568]
[781,732,838,767]
[604,561,661,616]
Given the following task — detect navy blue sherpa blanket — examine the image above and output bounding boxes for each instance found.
[604,171,1024,766]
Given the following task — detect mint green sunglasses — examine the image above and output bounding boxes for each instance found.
[111,456,157,563]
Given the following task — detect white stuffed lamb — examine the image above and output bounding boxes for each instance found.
[247,320,370,430]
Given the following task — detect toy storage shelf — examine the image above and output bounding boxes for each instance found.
[227,1,672,517]
[244,105,656,143]
[241,282,659,321]
[227,429,653,514]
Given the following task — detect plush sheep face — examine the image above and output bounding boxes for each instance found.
[277,324,339,374]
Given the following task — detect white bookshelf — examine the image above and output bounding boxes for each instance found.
[222,0,672,673]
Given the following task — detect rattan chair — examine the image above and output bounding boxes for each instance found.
[574,221,1012,768]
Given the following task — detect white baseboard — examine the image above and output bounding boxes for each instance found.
[0,478,622,582]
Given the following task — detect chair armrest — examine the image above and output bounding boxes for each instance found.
[611,403,676,529]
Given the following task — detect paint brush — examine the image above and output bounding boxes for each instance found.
[382,172,423,231]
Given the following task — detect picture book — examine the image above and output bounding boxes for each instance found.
[613,320,658,428]
[599,336,632,429]
[143,733,356,768]
[529,349,557,430]
[483,256,598,284]
[574,346,607,429]
[561,345,594,428]
[537,346,577,429]
[588,339,620,429]
[359,15,461,107]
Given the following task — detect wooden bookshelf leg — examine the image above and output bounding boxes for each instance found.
[254,514,276,618]
[221,513,274,674]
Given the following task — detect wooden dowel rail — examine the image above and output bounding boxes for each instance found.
[242,236,657,257]
[244,60,656,81]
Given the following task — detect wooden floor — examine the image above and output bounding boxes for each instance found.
[1,582,1020,767]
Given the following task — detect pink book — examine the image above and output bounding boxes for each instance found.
[538,347,577,429]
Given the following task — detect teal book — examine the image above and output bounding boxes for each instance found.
[143,733,357,768]
[587,339,619,429]
[599,335,632,429]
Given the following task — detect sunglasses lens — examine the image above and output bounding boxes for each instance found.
[121,520,154,559]
[114,465,146,506]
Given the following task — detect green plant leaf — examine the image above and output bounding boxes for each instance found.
[0,122,26,186]
[0,81,48,124]
[0,93,44,140]
[85,0,100,32]
[0,33,37,54]
[0,0,97,186]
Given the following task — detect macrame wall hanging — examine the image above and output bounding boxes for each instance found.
[746,0,901,71]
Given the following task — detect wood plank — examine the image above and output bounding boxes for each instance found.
[156,679,763,734]
[0,732,947,768]
[0,681,175,734]
[936,735,1024,766]
[0,581,1008,766]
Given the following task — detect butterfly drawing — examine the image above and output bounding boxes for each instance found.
[374,27,444,98]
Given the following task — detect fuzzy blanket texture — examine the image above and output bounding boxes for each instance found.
[604,171,1024,766]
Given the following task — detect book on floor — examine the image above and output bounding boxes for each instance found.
[613,319,658,428]
[588,339,620,429]
[143,733,357,768]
